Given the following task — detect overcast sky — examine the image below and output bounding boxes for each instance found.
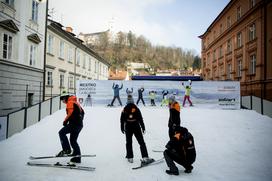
[48,0,230,55]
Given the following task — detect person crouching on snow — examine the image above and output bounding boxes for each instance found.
[164,126,196,175]
[57,91,85,163]
[120,95,153,165]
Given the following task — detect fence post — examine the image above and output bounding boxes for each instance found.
[6,114,9,139]
[24,107,27,129]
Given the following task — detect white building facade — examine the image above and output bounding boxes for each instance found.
[45,20,110,99]
[0,0,47,115]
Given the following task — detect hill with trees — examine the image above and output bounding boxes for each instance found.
[85,30,201,72]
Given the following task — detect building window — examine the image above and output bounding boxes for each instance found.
[60,74,64,88]
[2,33,13,60]
[219,45,223,58]
[237,6,242,20]
[59,41,64,59]
[250,54,256,74]
[227,39,232,53]
[68,75,74,89]
[220,66,224,80]
[29,44,37,66]
[213,30,216,40]
[88,57,91,71]
[47,71,53,86]
[207,53,210,66]
[31,0,39,22]
[250,0,256,8]
[213,50,216,61]
[68,47,73,63]
[237,58,242,77]
[249,23,256,41]
[220,24,223,34]
[47,34,54,54]
[237,32,242,48]
[227,63,232,80]
[227,16,231,28]
[5,0,14,7]
[76,50,80,66]
[83,55,86,69]
[95,61,98,73]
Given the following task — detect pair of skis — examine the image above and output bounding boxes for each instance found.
[27,154,96,171]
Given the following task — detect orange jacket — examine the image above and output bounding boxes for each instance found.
[64,96,84,125]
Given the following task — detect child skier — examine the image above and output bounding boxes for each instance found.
[182,80,193,107]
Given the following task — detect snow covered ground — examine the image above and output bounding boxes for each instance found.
[0,106,272,181]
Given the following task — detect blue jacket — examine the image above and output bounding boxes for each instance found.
[112,83,123,96]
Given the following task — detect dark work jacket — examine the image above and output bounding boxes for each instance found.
[166,127,196,165]
[137,88,144,98]
[168,101,181,128]
[120,103,145,132]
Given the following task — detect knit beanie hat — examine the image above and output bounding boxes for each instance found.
[127,95,134,104]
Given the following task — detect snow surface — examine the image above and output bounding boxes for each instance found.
[0,106,272,181]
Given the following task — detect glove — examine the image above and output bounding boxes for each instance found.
[142,129,146,134]
[121,129,125,134]
[63,121,68,126]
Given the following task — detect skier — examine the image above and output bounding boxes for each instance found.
[120,95,153,164]
[164,126,196,175]
[110,83,123,106]
[126,87,133,96]
[182,80,193,107]
[84,94,92,107]
[136,86,145,106]
[161,90,169,106]
[57,91,85,163]
[149,90,157,106]
[168,95,181,139]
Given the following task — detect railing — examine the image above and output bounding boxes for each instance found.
[0,95,65,141]
[241,95,272,118]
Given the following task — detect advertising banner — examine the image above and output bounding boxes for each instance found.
[76,80,240,109]
[0,117,7,141]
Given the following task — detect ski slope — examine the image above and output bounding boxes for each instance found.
[0,106,272,181]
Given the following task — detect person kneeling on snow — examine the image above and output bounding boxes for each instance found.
[120,95,153,165]
[164,126,196,175]
[57,91,85,163]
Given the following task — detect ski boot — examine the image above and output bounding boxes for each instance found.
[165,169,179,175]
[127,158,133,163]
[140,157,154,166]
[56,150,71,157]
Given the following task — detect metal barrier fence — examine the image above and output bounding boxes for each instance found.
[0,95,65,141]
[241,96,272,118]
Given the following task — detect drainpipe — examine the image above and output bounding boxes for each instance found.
[42,0,49,101]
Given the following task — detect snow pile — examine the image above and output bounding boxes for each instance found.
[0,106,272,181]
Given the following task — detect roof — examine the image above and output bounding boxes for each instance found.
[47,19,110,66]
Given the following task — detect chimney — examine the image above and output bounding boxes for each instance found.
[66,27,73,33]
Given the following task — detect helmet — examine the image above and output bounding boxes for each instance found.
[168,95,176,103]
[60,90,70,101]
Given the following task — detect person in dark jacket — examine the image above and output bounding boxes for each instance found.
[168,95,181,139]
[57,92,85,163]
[110,83,123,106]
[120,95,153,164]
[164,126,196,175]
[136,87,145,106]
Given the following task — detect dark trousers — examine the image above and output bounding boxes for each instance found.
[125,126,148,158]
[111,96,122,106]
[59,124,83,155]
[168,127,175,139]
[164,149,191,171]
[136,97,145,105]
[150,99,156,106]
